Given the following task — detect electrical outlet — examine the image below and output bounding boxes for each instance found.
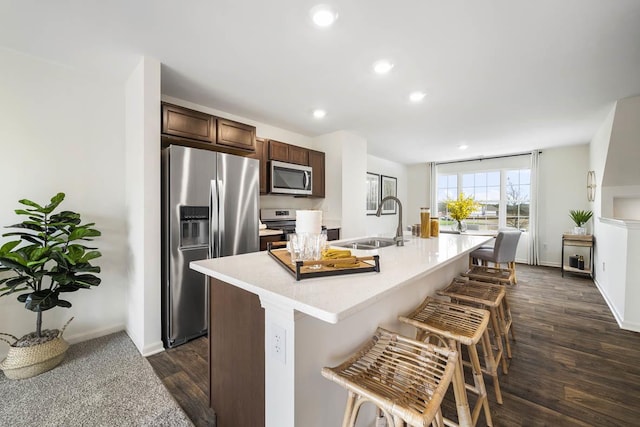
[271,323,286,364]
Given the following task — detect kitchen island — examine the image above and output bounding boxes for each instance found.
[191,233,492,427]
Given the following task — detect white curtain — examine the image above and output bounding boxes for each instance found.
[429,162,438,214]
[529,150,540,265]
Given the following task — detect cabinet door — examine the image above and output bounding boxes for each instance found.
[217,118,256,152]
[268,140,289,162]
[162,103,216,143]
[252,138,268,194]
[308,149,325,198]
[288,145,309,166]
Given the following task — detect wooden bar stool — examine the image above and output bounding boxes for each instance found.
[399,297,500,426]
[438,278,513,368]
[459,274,516,347]
[321,327,467,427]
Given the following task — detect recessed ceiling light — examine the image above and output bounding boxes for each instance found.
[313,109,326,119]
[409,91,426,102]
[310,5,338,27]
[373,60,394,74]
[459,144,469,150]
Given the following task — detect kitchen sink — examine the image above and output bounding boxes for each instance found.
[333,237,402,250]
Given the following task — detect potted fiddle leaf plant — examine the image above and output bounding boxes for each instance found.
[0,193,101,379]
[569,209,593,235]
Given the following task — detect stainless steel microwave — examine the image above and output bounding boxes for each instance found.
[270,160,313,195]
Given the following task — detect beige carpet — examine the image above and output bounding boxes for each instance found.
[0,331,193,426]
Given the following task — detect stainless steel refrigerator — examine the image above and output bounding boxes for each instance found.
[161,145,259,348]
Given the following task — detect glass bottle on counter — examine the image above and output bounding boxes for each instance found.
[420,207,431,238]
[430,217,440,237]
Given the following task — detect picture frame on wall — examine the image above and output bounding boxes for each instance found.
[366,172,380,215]
[380,175,397,215]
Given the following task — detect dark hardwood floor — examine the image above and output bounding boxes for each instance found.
[147,335,216,427]
[148,265,640,426]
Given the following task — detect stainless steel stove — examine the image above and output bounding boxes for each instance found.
[260,208,297,236]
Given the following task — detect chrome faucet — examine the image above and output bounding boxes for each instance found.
[376,196,404,246]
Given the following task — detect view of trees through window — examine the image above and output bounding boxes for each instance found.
[437,168,530,231]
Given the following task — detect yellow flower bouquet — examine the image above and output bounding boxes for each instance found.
[446,193,480,232]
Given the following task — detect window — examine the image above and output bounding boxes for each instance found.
[436,166,531,232]
[436,174,457,218]
[506,169,530,230]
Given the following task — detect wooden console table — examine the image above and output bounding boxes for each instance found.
[561,234,594,278]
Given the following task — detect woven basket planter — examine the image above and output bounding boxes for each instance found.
[0,318,72,380]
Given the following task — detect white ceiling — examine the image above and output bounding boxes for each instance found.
[2,0,639,164]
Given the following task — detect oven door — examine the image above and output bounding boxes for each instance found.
[270,161,312,195]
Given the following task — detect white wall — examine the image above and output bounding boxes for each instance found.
[365,155,409,237]
[0,48,128,359]
[590,97,640,332]
[125,57,163,356]
[537,145,591,266]
[406,163,430,227]
[313,131,367,238]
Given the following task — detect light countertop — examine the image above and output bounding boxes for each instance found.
[190,233,491,324]
[259,229,284,237]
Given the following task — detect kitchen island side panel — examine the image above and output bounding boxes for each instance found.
[294,254,469,426]
[210,278,265,427]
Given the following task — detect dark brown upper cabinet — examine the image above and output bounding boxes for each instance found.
[217,118,256,152]
[268,140,289,162]
[161,103,256,154]
[308,149,325,198]
[268,140,308,166]
[288,145,309,166]
[162,103,216,144]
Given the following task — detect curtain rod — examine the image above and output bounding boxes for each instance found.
[435,151,542,166]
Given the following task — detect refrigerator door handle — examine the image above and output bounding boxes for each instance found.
[210,179,219,258]
[218,178,225,256]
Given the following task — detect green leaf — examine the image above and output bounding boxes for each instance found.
[18,198,44,211]
[1,287,28,297]
[0,254,28,270]
[25,290,59,312]
[56,299,72,308]
[74,274,101,286]
[41,193,65,214]
[0,240,20,255]
[80,251,102,262]
[14,209,44,217]
[17,293,30,302]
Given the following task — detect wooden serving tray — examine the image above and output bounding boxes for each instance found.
[267,243,380,281]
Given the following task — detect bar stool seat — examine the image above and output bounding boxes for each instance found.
[322,327,462,427]
[438,278,514,368]
[464,265,515,286]
[399,297,499,427]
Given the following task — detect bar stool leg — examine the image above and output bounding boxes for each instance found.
[488,307,508,374]
[480,329,503,404]
[468,344,493,427]
[450,348,473,427]
[342,391,357,427]
[501,295,516,342]
[496,303,513,359]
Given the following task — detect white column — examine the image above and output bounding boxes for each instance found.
[260,296,297,427]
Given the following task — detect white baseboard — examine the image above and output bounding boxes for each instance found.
[65,323,126,345]
[592,278,640,332]
[142,340,165,357]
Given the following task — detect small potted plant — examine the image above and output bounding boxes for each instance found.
[0,193,101,379]
[569,209,593,235]
[446,193,480,232]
